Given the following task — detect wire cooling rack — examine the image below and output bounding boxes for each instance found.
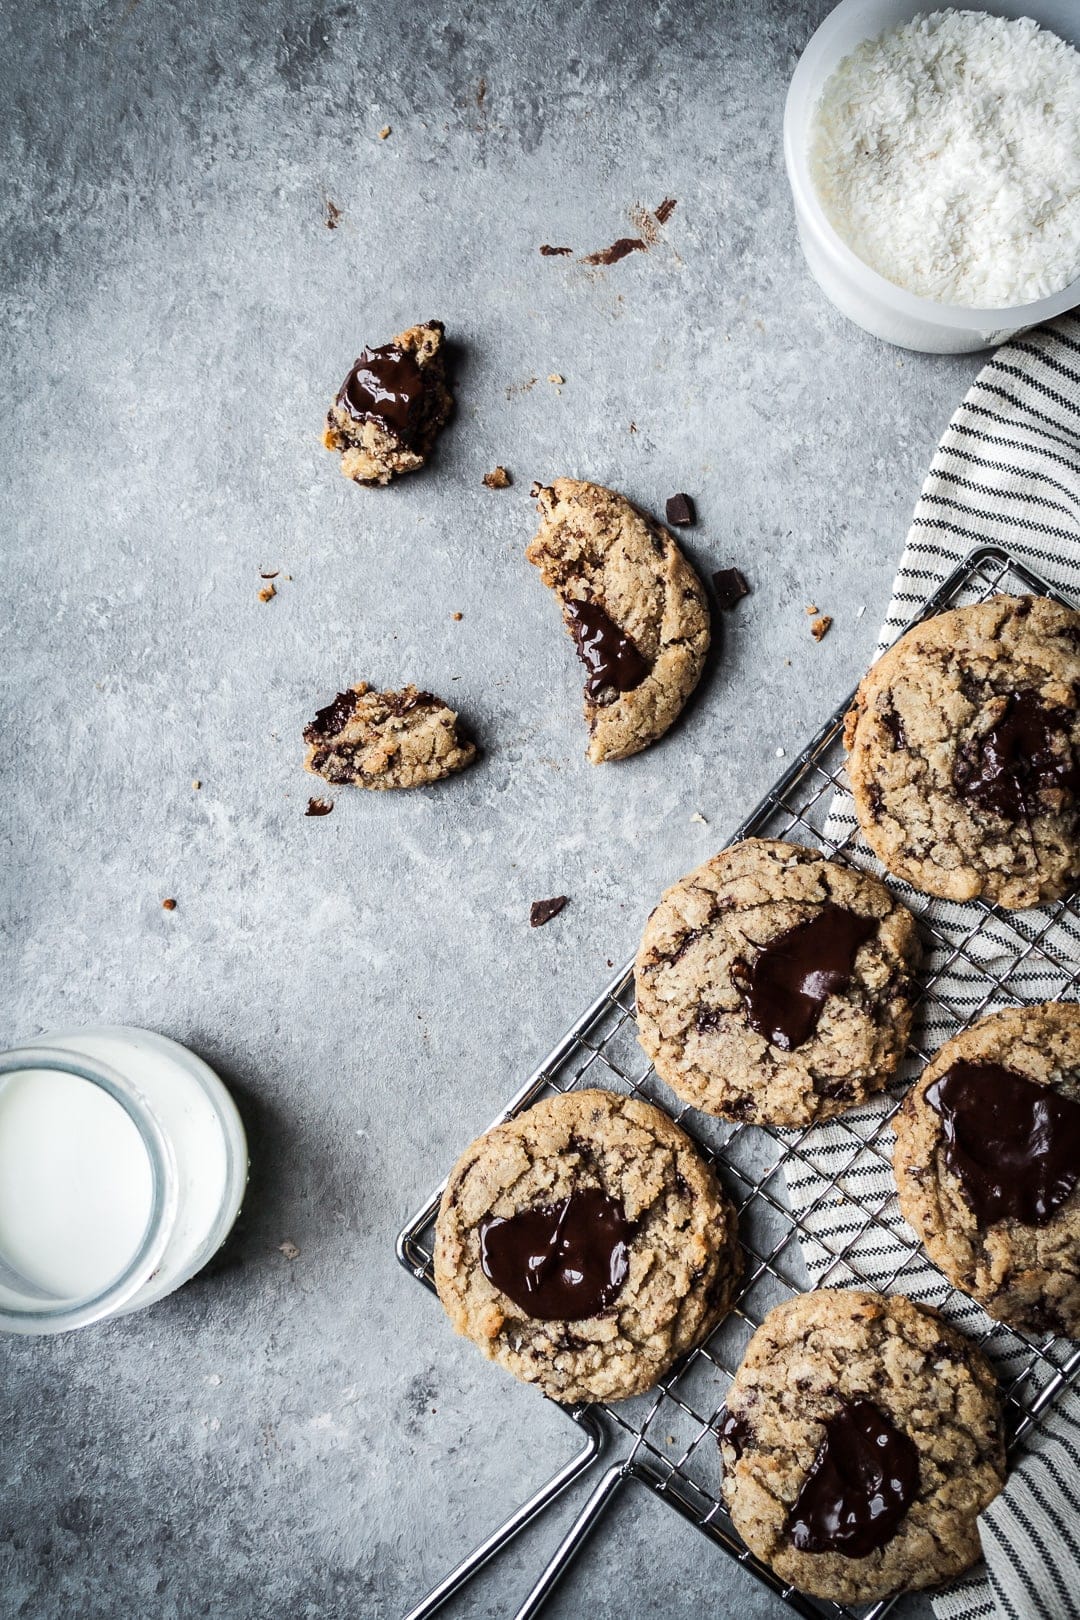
[397,544,1080,1620]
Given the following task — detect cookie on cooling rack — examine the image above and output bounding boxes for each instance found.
[894,1002,1080,1338]
[634,839,919,1128]
[719,1290,1004,1604]
[433,1089,740,1404]
[844,594,1080,909]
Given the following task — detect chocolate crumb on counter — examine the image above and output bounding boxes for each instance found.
[162,897,177,911]
[810,614,832,642]
[258,583,277,603]
[378,125,391,140]
[665,492,695,527]
[483,466,511,489]
[540,244,573,256]
[260,569,279,580]
[325,199,342,230]
[655,197,677,224]
[712,568,750,609]
[581,237,646,266]
[530,895,568,928]
[305,797,334,816]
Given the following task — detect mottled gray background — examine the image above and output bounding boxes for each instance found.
[1,0,984,1615]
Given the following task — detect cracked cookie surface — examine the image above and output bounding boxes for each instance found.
[303,683,475,789]
[526,479,710,763]
[322,320,453,485]
[844,594,1080,908]
[634,839,919,1127]
[894,1002,1080,1337]
[720,1290,1004,1604]
[433,1089,740,1404]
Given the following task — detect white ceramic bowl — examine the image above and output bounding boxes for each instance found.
[784,0,1080,353]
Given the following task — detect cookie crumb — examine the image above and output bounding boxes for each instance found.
[258,583,277,603]
[665,492,695,527]
[530,895,568,928]
[805,603,818,615]
[451,611,463,621]
[325,199,341,230]
[711,567,750,610]
[162,897,177,911]
[775,747,785,758]
[482,466,511,489]
[278,1240,301,1260]
[810,614,832,642]
[378,125,391,140]
[305,797,334,817]
[690,811,708,825]
[192,779,201,790]
[540,244,573,257]
[547,373,564,385]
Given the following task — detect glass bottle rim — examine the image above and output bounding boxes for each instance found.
[0,1045,178,1334]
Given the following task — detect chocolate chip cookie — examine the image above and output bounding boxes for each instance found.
[526,479,710,763]
[844,594,1080,909]
[433,1089,740,1404]
[323,319,453,485]
[720,1290,1004,1604]
[894,1002,1080,1337]
[303,683,475,789]
[634,839,919,1127]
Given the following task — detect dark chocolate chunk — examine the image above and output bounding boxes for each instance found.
[787,1400,919,1558]
[712,567,750,610]
[479,1188,632,1320]
[305,797,334,817]
[730,904,877,1052]
[530,895,568,928]
[336,343,428,443]
[926,1060,1080,1227]
[880,704,906,750]
[563,598,649,702]
[953,690,1080,821]
[665,492,695,527]
[303,689,358,743]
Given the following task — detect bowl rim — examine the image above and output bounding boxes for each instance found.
[783,0,1080,331]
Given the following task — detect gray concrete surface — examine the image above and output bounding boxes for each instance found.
[0,1,984,1614]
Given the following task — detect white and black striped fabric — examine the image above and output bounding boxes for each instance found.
[783,313,1080,1620]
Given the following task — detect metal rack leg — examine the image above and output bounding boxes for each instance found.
[511,1464,628,1620]
[401,1411,604,1620]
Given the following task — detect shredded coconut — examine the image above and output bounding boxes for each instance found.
[809,9,1080,307]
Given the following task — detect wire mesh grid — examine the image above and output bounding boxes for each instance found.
[397,545,1080,1620]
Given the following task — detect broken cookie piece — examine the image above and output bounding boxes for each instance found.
[303,683,476,790]
[322,321,453,486]
[526,479,710,763]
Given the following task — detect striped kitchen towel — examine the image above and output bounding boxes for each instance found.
[784,312,1080,1620]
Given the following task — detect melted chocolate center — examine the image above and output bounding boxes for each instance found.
[563,599,649,702]
[337,343,427,440]
[788,1400,919,1559]
[926,1061,1080,1227]
[730,905,877,1052]
[479,1188,633,1320]
[953,690,1079,821]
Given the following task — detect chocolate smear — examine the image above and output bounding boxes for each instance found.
[563,598,649,702]
[730,905,877,1052]
[581,237,647,267]
[655,197,677,225]
[304,690,357,743]
[953,690,1080,821]
[336,343,428,442]
[540,244,573,257]
[788,1400,919,1558]
[926,1060,1080,1227]
[479,1188,632,1319]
